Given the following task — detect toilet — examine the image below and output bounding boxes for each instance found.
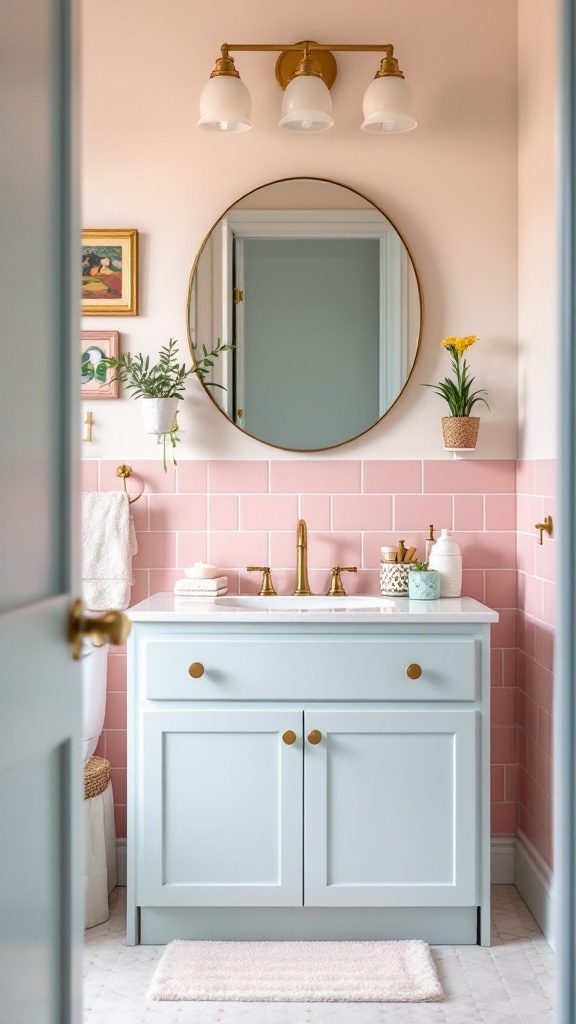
[82,638,117,926]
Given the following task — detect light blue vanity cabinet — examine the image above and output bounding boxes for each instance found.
[126,595,498,947]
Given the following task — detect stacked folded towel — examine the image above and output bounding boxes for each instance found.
[174,564,228,597]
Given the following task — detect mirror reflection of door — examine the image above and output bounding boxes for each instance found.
[189,179,421,452]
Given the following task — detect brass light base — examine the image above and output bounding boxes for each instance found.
[275,43,337,91]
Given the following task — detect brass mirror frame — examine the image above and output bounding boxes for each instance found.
[186,176,424,453]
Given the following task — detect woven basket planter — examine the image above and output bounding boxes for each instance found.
[441,416,480,450]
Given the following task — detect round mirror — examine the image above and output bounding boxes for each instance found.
[187,177,422,451]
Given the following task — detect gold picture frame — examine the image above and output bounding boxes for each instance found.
[82,228,138,315]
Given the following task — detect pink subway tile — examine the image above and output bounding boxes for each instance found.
[542,580,556,626]
[100,459,175,495]
[530,662,554,715]
[491,765,505,802]
[355,569,381,596]
[270,531,362,571]
[504,764,518,803]
[209,460,268,494]
[81,460,98,491]
[105,729,127,769]
[518,692,539,742]
[455,533,515,569]
[333,495,392,532]
[502,648,517,687]
[516,494,542,536]
[394,494,452,533]
[490,609,517,649]
[129,570,149,607]
[240,494,298,531]
[461,569,485,602]
[104,692,127,731]
[107,654,127,693]
[538,751,552,797]
[490,648,503,687]
[538,709,553,755]
[491,803,518,835]
[176,533,208,568]
[149,494,207,532]
[133,531,176,570]
[208,531,268,568]
[517,612,536,659]
[491,725,518,764]
[534,459,557,498]
[109,768,127,807]
[149,569,183,594]
[129,495,149,533]
[176,460,208,494]
[114,803,127,840]
[424,459,515,495]
[534,623,555,671]
[208,495,238,532]
[491,687,517,727]
[485,494,516,532]
[270,460,361,495]
[523,575,543,621]
[299,494,331,531]
[485,569,517,609]
[363,461,421,494]
[534,784,552,837]
[454,495,483,532]
[534,536,556,584]
[516,459,535,495]
[516,533,535,575]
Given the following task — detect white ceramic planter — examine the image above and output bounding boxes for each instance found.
[141,397,178,436]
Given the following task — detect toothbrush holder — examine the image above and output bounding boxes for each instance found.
[380,562,410,596]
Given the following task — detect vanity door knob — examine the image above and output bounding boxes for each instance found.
[307,729,323,745]
[188,662,205,679]
[406,663,422,680]
[282,730,297,745]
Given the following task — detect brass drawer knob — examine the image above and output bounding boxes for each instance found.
[307,729,323,745]
[406,663,422,680]
[282,730,297,745]
[188,662,205,679]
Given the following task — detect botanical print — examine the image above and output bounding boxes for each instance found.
[81,331,119,398]
[82,245,123,302]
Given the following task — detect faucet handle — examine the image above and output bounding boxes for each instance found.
[327,566,357,597]
[246,566,277,597]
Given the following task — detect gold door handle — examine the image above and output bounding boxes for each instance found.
[188,662,205,679]
[69,598,131,661]
[282,730,297,745]
[406,663,422,680]
[307,729,323,745]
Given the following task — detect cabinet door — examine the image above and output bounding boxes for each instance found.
[304,709,477,907]
[140,709,303,906]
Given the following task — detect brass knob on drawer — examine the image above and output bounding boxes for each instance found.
[307,729,323,745]
[282,730,297,745]
[406,663,422,680]
[188,662,205,679]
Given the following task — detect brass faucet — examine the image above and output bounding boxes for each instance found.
[293,519,312,595]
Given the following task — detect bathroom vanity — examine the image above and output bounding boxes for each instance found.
[126,594,498,946]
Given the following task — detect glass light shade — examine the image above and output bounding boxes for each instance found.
[198,75,252,132]
[279,75,334,133]
[361,75,417,133]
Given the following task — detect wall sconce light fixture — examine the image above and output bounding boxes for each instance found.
[198,41,417,135]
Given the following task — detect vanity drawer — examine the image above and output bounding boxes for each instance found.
[139,634,477,701]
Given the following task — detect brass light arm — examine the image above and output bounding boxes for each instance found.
[223,43,397,53]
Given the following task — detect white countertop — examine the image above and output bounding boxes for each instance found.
[128,593,499,624]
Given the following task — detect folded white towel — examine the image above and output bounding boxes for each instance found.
[174,593,227,610]
[174,576,228,592]
[82,492,138,611]
[184,563,220,580]
[174,584,228,598]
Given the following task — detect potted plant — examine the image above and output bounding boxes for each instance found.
[424,335,489,450]
[408,561,441,600]
[103,337,232,470]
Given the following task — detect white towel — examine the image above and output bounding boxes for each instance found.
[184,563,220,580]
[175,576,228,593]
[82,492,138,611]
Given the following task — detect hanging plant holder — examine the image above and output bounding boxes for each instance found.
[142,396,179,436]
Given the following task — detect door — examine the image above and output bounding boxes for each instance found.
[304,709,477,907]
[0,3,82,1023]
[140,709,303,907]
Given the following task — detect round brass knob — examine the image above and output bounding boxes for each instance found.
[282,730,297,745]
[406,663,422,680]
[188,662,205,679]
[307,729,323,745]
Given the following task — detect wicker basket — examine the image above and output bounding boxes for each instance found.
[441,416,480,450]
[84,755,111,801]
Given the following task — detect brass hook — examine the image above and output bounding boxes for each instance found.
[116,464,144,505]
[535,515,553,545]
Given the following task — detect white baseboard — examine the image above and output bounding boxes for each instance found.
[490,836,516,882]
[115,839,126,887]
[514,830,554,947]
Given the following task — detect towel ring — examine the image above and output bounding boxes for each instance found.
[116,464,144,505]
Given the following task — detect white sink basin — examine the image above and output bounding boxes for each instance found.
[213,595,391,612]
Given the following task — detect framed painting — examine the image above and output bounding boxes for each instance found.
[81,330,119,399]
[82,228,138,315]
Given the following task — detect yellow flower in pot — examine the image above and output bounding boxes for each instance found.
[424,335,489,450]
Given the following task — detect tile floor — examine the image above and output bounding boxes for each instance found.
[84,886,554,1023]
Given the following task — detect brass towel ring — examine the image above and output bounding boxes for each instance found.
[116,464,144,505]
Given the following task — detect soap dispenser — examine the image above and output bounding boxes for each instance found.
[428,528,462,597]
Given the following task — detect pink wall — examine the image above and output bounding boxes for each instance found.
[516,460,556,867]
[84,456,519,840]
